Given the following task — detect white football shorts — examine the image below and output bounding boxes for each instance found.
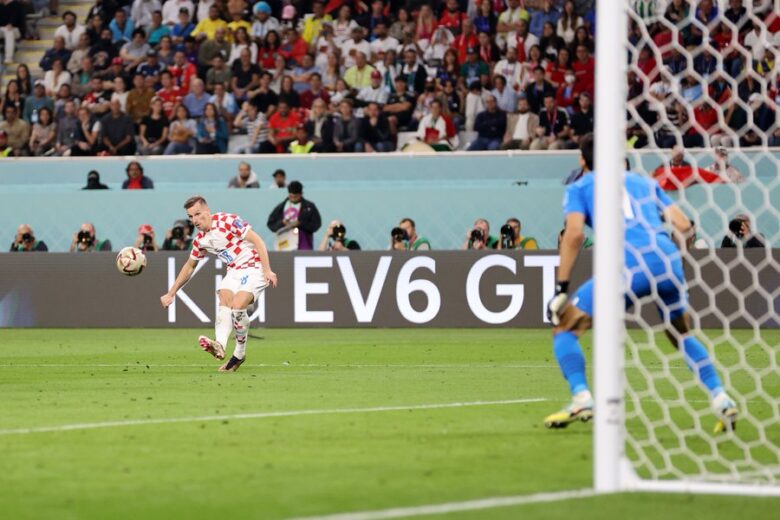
[217,268,268,303]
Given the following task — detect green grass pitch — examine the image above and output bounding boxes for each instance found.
[0,329,777,519]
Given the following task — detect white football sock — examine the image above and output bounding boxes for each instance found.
[232,309,249,360]
[215,305,232,347]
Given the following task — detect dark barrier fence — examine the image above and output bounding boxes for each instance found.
[0,250,776,328]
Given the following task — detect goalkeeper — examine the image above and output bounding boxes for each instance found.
[545,134,737,432]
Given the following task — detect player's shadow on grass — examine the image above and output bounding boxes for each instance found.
[248,334,264,340]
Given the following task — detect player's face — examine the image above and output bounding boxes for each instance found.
[187,202,211,232]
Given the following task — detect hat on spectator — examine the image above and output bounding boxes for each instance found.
[288,180,303,194]
[466,46,477,54]
[282,5,296,19]
[254,1,272,14]
[138,224,154,235]
[370,69,381,79]
[112,57,123,65]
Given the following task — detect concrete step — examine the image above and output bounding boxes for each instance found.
[39,26,57,39]
[19,39,53,50]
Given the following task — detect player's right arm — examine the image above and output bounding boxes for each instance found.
[160,257,199,308]
[663,204,693,253]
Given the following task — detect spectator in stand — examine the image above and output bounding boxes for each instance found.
[270,169,287,190]
[383,75,415,134]
[163,0,193,26]
[344,51,376,89]
[206,54,232,93]
[231,47,261,102]
[400,48,427,96]
[28,107,56,156]
[0,0,25,65]
[531,0,560,38]
[333,99,361,153]
[502,94,539,150]
[416,99,451,151]
[109,9,134,44]
[477,30,501,66]
[439,0,465,34]
[131,0,161,30]
[70,106,100,156]
[251,2,280,42]
[90,29,118,71]
[193,4,228,41]
[300,72,331,109]
[171,7,195,45]
[67,34,91,75]
[279,27,308,66]
[121,160,153,189]
[289,125,315,154]
[138,97,168,155]
[228,161,260,188]
[525,65,555,113]
[555,67,579,113]
[2,79,24,115]
[570,91,594,145]
[392,218,431,251]
[531,92,571,150]
[126,73,154,123]
[453,19,479,64]
[546,47,571,88]
[721,214,766,248]
[54,100,79,155]
[469,94,506,151]
[210,82,238,123]
[55,10,86,50]
[15,63,32,97]
[40,37,72,72]
[291,54,319,93]
[23,80,55,124]
[342,25,371,69]
[496,0,530,50]
[706,146,744,183]
[10,224,48,252]
[164,104,196,154]
[137,49,163,82]
[120,29,152,71]
[356,69,389,107]
[305,98,335,153]
[358,102,393,152]
[248,70,279,117]
[557,0,582,44]
[369,21,399,61]
[99,100,136,155]
[464,79,486,132]
[229,26,257,64]
[278,75,300,108]
[196,102,228,154]
[182,77,209,118]
[267,100,299,153]
[572,44,595,96]
[157,70,183,118]
[491,74,517,113]
[234,101,270,153]
[110,76,129,112]
[198,26,230,72]
[461,47,489,86]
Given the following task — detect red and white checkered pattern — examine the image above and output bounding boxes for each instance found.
[190,213,262,271]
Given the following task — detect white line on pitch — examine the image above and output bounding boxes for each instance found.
[0,398,547,436]
[0,363,690,370]
[287,488,599,520]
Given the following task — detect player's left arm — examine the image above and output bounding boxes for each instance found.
[663,204,693,253]
[245,229,278,288]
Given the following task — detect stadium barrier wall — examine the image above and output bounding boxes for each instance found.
[0,250,775,329]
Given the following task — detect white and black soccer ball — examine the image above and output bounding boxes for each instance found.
[116,246,147,276]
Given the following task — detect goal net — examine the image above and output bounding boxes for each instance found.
[593,0,779,495]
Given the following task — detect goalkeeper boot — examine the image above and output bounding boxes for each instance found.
[712,393,738,433]
[544,397,594,429]
[218,355,245,372]
[198,335,225,360]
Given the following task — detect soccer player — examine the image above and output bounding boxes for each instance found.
[160,196,278,372]
[545,135,737,432]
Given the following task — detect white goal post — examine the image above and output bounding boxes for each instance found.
[593,0,779,497]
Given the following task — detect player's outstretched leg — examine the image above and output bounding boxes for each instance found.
[219,309,249,372]
[667,314,738,432]
[199,305,231,360]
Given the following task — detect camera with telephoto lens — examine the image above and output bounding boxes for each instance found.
[470,228,484,243]
[331,224,346,242]
[77,230,94,246]
[729,219,745,238]
[171,226,185,240]
[143,234,153,247]
[21,232,33,243]
[391,227,408,243]
[500,224,515,249]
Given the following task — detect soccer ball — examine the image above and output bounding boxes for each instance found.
[116,247,147,276]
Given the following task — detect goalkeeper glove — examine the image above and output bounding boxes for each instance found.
[546,281,570,326]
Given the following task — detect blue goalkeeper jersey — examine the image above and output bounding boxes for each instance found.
[563,171,679,268]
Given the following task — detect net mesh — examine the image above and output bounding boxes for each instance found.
[620,1,779,486]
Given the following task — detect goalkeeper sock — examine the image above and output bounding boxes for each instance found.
[215,305,232,347]
[553,331,589,396]
[232,309,249,360]
[682,335,723,397]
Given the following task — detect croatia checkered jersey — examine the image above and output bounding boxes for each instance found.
[190,213,262,270]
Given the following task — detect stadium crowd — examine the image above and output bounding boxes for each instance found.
[0,0,778,158]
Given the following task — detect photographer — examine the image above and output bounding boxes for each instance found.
[721,214,766,248]
[10,224,48,252]
[70,223,112,252]
[162,219,194,251]
[390,218,431,251]
[462,218,497,250]
[133,224,160,253]
[318,220,361,251]
[497,218,538,250]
